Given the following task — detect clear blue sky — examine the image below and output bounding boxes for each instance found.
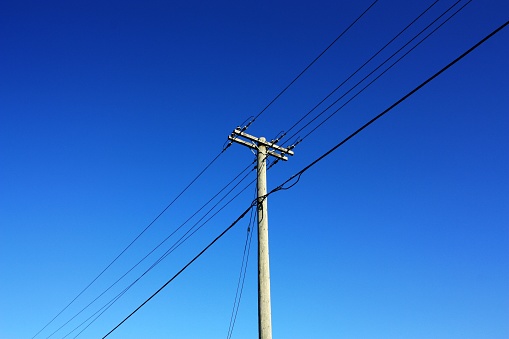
[1,1,508,338]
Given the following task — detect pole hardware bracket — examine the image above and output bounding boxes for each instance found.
[228,128,295,161]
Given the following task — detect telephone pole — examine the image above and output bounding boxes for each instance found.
[228,128,294,339]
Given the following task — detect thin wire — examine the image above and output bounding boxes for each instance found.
[60,164,258,338]
[297,0,471,144]
[244,0,379,130]
[32,150,226,339]
[273,18,509,195]
[102,203,257,339]
[71,294,124,339]
[284,0,466,146]
[279,0,442,145]
[152,167,256,266]
[226,189,256,339]
[45,159,256,339]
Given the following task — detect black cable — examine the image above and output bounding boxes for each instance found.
[243,0,379,130]
[102,203,257,339]
[295,0,471,145]
[226,190,256,339]
[58,163,257,338]
[71,294,124,339]
[283,0,466,146]
[151,165,256,266]
[272,18,509,195]
[279,0,442,145]
[45,160,256,339]
[32,150,227,339]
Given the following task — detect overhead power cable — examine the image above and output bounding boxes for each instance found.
[279,0,442,145]
[102,203,257,339]
[56,163,257,338]
[226,190,256,339]
[287,0,471,147]
[272,18,509,194]
[63,160,266,338]
[100,19,509,338]
[32,149,227,339]
[44,160,256,339]
[241,0,379,131]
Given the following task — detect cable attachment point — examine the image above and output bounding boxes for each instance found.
[227,128,295,161]
[292,138,302,148]
[270,130,286,144]
[236,116,254,133]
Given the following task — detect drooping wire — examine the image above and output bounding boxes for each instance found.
[226,189,256,339]
[242,0,380,130]
[278,0,442,145]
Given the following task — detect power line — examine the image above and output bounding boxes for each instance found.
[32,149,230,339]
[290,0,472,146]
[226,191,256,339]
[102,203,257,339]
[278,0,442,146]
[241,0,380,131]
[272,18,509,195]
[32,149,227,339]
[56,163,257,338]
[44,161,255,339]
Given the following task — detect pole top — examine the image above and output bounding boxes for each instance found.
[227,128,295,161]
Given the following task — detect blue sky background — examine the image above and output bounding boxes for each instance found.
[1,1,508,338]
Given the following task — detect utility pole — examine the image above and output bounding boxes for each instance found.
[228,128,294,339]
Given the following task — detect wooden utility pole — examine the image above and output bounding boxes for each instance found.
[228,128,294,339]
